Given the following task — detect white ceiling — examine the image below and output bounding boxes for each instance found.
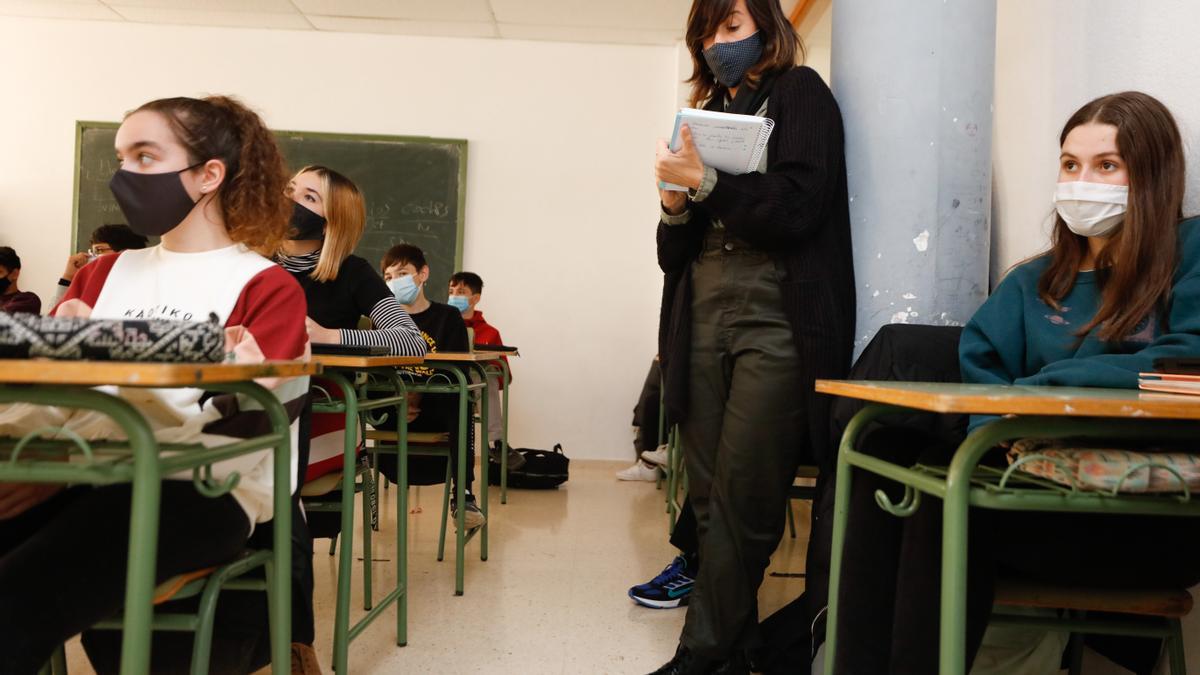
[0,0,802,46]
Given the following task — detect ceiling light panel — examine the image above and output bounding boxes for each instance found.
[109,0,297,10]
[490,0,692,31]
[307,14,497,37]
[112,6,313,29]
[0,0,121,19]
[294,0,493,22]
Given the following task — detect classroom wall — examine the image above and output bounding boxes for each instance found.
[0,16,680,462]
[801,0,832,83]
[992,0,1200,283]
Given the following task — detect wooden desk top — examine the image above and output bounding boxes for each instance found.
[815,380,1200,420]
[475,350,518,360]
[423,351,514,363]
[0,359,318,387]
[312,355,425,369]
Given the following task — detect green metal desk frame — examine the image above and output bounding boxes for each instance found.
[479,357,513,504]
[0,381,294,675]
[368,359,491,596]
[308,367,410,675]
[666,425,686,533]
[825,403,1200,675]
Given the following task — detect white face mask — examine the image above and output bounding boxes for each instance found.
[1054,181,1128,237]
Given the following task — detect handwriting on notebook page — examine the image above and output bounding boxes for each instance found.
[681,120,757,157]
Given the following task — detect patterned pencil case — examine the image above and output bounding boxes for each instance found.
[0,311,225,363]
[1008,438,1200,494]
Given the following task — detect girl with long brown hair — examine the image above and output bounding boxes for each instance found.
[833,91,1200,673]
[650,0,854,672]
[0,95,310,673]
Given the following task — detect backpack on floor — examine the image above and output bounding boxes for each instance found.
[490,444,569,489]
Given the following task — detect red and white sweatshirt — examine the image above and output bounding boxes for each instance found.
[2,244,311,526]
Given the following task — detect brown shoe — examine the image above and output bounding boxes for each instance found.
[291,642,323,675]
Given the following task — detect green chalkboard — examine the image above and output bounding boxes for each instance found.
[72,122,467,303]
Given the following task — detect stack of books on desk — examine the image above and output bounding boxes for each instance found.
[1141,358,1200,395]
[1139,373,1200,396]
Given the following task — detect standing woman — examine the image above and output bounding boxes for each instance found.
[652,0,854,672]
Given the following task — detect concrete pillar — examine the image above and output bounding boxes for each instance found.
[831,0,997,354]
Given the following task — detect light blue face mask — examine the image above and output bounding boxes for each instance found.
[388,275,420,305]
[447,295,471,313]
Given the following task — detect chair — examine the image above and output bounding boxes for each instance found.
[992,579,1192,675]
[367,429,486,595]
[663,430,820,541]
[785,465,821,539]
[82,550,278,675]
[300,458,377,611]
[664,425,686,532]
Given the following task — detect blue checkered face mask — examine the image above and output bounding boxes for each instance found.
[703,31,764,89]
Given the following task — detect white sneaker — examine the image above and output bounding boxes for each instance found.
[616,461,659,482]
[640,445,669,467]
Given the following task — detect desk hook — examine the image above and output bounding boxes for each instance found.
[875,485,922,518]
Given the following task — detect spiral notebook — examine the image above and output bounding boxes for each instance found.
[660,108,775,191]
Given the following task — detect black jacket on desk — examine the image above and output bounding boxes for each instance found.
[657,65,856,468]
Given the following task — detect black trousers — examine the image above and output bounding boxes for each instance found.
[833,425,1200,675]
[308,392,478,540]
[373,392,477,496]
[670,497,698,557]
[678,240,804,660]
[85,398,317,674]
[633,358,663,457]
[0,483,249,675]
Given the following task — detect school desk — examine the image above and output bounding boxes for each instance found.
[307,354,423,674]
[0,358,316,675]
[816,380,1200,675]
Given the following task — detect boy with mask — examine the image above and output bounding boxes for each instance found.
[379,245,484,530]
[0,247,41,315]
[448,271,523,471]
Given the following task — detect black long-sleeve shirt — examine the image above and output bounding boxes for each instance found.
[410,301,469,354]
[657,65,856,466]
[280,252,426,356]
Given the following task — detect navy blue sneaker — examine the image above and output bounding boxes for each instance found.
[629,555,696,609]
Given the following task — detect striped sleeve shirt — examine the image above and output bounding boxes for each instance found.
[278,251,427,357]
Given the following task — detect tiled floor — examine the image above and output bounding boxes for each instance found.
[64,460,810,674]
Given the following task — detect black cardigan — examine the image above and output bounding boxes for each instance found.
[657,66,856,467]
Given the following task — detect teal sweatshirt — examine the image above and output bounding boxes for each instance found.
[959,217,1200,428]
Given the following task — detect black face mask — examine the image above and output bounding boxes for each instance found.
[108,163,203,238]
[288,202,327,240]
[703,31,764,89]
[0,275,10,294]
